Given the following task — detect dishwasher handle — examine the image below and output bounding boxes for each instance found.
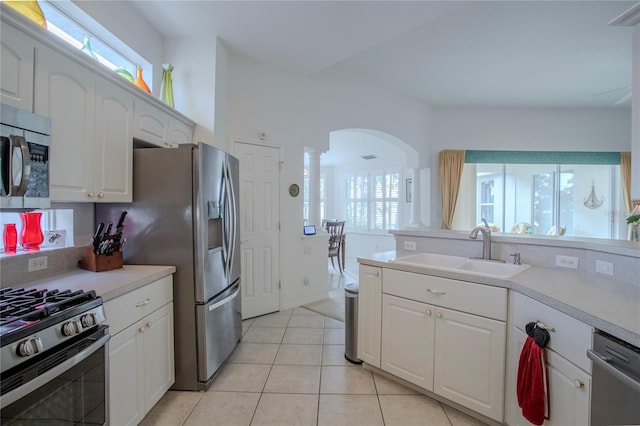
[587,349,640,393]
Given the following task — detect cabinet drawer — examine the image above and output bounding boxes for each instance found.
[511,292,593,372]
[105,275,173,336]
[383,269,507,321]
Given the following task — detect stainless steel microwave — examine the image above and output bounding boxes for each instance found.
[0,104,51,209]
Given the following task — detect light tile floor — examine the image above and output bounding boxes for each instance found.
[140,306,488,426]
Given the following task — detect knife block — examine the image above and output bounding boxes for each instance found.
[79,246,123,272]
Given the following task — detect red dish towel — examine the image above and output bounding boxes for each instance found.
[517,335,550,425]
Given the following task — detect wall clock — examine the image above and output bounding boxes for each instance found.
[289,183,300,197]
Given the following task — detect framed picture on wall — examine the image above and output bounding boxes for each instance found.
[406,178,412,203]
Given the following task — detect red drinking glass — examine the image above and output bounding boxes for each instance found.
[3,223,18,253]
[20,212,44,251]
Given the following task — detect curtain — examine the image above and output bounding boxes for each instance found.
[621,152,633,215]
[439,150,465,229]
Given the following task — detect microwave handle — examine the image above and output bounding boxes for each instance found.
[9,135,31,196]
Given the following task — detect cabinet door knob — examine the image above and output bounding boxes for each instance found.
[427,288,446,295]
[138,326,146,333]
[436,312,443,318]
[87,192,94,198]
[574,379,584,389]
[426,309,432,316]
[97,192,104,198]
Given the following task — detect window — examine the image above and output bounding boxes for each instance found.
[1,209,74,254]
[345,170,399,232]
[467,159,623,239]
[38,1,152,87]
[478,179,495,224]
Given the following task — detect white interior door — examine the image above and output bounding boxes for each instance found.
[234,141,280,319]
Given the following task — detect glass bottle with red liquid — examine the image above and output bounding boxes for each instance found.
[20,212,44,251]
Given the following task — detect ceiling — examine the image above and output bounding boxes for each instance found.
[130,1,637,166]
[131,0,636,108]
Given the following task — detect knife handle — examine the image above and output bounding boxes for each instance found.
[116,211,127,229]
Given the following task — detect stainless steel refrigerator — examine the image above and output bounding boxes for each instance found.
[96,142,241,391]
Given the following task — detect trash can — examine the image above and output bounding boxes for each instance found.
[344,283,362,364]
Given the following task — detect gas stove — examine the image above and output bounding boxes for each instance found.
[0,287,106,373]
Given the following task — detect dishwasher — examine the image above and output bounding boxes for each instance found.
[587,331,640,426]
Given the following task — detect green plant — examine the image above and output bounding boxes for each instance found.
[627,214,640,224]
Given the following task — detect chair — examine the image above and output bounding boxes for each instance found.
[326,220,345,274]
[547,225,566,236]
[321,219,337,231]
[509,222,532,234]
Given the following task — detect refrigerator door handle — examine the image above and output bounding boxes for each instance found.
[226,160,238,275]
[221,160,235,279]
[220,164,230,278]
[207,285,240,312]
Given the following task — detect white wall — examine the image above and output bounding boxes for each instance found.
[227,56,431,308]
[428,107,632,228]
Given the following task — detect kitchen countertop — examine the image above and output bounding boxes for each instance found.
[359,251,640,347]
[8,265,176,302]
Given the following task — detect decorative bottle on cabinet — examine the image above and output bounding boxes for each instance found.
[80,34,98,60]
[160,63,174,108]
[3,0,47,29]
[135,67,151,93]
[19,212,44,251]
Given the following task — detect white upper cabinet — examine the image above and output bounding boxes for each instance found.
[0,21,35,111]
[35,48,134,202]
[134,100,194,148]
[35,47,97,202]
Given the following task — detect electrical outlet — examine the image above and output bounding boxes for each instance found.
[556,255,579,269]
[404,241,417,251]
[28,256,48,272]
[595,260,614,276]
[303,277,310,286]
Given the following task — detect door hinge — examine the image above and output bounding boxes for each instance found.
[278,222,281,230]
[279,161,284,171]
[278,281,281,290]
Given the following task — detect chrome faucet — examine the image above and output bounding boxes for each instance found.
[469,219,492,260]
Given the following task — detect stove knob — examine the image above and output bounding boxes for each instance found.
[62,321,80,336]
[81,313,97,328]
[18,338,43,357]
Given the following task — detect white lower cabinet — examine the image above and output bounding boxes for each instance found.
[505,292,592,426]
[433,307,505,420]
[382,294,435,390]
[357,265,382,367]
[367,267,507,422]
[104,276,175,426]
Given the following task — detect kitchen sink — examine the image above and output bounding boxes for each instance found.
[390,253,530,279]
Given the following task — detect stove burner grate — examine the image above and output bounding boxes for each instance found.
[0,287,98,327]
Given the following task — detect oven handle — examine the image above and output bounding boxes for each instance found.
[0,333,110,409]
[587,349,640,393]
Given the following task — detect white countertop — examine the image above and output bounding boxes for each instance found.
[359,251,640,347]
[10,265,176,302]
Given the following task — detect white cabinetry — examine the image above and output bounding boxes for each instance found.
[134,101,193,148]
[35,48,133,202]
[357,265,382,367]
[0,21,34,110]
[381,294,434,389]
[505,292,592,426]
[379,269,507,422]
[104,275,175,426]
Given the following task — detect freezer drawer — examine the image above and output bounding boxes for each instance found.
[196,281,242,382]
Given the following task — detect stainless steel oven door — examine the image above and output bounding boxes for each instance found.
[0,325,110,425]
